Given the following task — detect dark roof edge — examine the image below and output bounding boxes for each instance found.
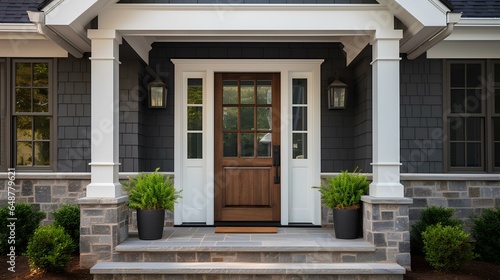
[439,0,454,11]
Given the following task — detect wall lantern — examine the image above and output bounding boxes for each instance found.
[327,77,348,110]
[148,73,167,108]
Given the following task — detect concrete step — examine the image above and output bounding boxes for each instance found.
[91,261,405,279]
[112,235,378,263]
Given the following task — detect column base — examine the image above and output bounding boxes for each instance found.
[361,196,413,270]
[78,195,129,268]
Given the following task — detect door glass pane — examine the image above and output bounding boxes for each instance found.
[188,133,203,159]
[34,116,50,140]
[466,89,482,114]
[16,142,32,166]
[292,107,307,131]
[15,63,31,87]
[187,107,202,130]
[223,80,238,104]
[15,88,31,112]
[257,107,272,130]
[33,63,49,87]
[257,133,272,157]
[240,80,254,104]
[466,118,482,141]
[293,133,307,159]
[240,133,254,157]
[223,107,238,130]
[293,79,307,104]
[466,63,482,88]
[450,64,465,87]
[33,88,49,112]
[450,89,465,113]
[449,117,464,141]
[450,142,465,167]
[223,133,237,157]
[34,142,50,165]
[188,78,203,104]
[467,143,481,167]
[256,80,272,104]
[16,116,32,141]
[240,107,254,130]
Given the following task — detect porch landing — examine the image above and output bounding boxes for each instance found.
[92,227,406,279]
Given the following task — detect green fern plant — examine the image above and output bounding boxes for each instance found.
[313,168,369,209]
[123,168,182,211]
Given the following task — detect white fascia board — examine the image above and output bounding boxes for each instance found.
[427,41,500,59]
[377,0,449,53]
[427,22,500,59]
[377,0,447,27]
[99,4,393,34]
[0,39,67,57]
[0,23,67,57]
[41,0,119,54]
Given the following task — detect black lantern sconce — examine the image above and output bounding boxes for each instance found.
[327,75,348,110]
[148,67,167,108]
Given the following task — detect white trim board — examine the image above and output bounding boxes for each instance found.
[172,59,323,226]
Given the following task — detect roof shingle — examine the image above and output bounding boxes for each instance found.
[448,0,500,18]
[0,0,45,23]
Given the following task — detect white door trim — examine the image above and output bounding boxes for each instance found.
[173,59,323,225]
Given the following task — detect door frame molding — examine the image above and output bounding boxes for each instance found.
[173,59,323,226]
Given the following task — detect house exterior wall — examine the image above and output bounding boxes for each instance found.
[400,56,444,173]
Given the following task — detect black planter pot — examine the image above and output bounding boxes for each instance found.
[333,208,360,239]
[137,209,165,240]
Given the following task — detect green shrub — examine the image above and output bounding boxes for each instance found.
[422,224,475,272]
[25,225,75,273]
[410,206,462,254]
[53,204,80,252]
[124,168,182,211]
[0,203,45,254]
[314,168,369,209]
[471,207,500,264]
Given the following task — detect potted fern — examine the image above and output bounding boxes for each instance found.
[314,168,369,239]
[123,168,182,240]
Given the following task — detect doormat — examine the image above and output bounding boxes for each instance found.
[214,227,278,234]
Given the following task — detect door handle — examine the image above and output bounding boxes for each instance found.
[273,145,280,184]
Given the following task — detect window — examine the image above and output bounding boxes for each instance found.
[445,60,500,172]
[12,60,54,169]
[292,78,308,159]
[187,78,203,159]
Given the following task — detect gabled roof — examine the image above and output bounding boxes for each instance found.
[0,0,45,23]
[448,0,500,18]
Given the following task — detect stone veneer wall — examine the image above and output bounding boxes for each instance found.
[403,178,500,229]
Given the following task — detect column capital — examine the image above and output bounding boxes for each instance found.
[88,29,122,44]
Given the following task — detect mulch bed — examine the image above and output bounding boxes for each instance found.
[405,254,500,280]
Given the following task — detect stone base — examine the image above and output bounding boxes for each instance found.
[361,196,413,270]
[79,196,129,268]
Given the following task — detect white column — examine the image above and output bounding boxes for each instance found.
[86,29,122,198]
[370,29,404,197]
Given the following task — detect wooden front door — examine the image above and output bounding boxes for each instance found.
[214,73,281,222]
